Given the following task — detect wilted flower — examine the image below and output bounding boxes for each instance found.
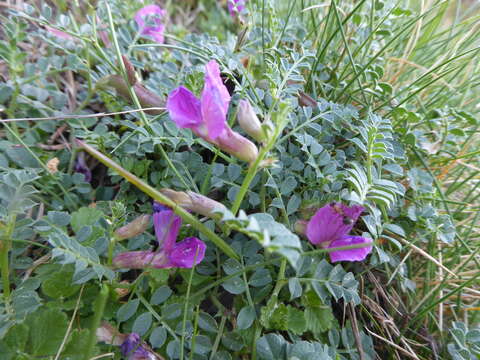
[167,60,258,163]
[74,152,92,182]
[159,189,226,218]
[112,203,206,269]
[305,202,373,262]
[227,0,246,17]
[134,5,166,44]
[45,26,73,40]
[46,157,60,174]
[114,214,151,240]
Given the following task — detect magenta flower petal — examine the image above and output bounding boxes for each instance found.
[306,203,364,245]
[168,237,206,268]
[167,86,202,130]
[134,5,166,44]
[328,236,373,262]
[200,60,230,140]
[153,206,182,253]
[227,0,246,16]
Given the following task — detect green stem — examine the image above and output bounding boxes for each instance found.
[180,252,198,360]
[272,258,287,298]
[231,148,267,215]
[1,215,16,300]
[78,140,238,260]
[84,284,109,360]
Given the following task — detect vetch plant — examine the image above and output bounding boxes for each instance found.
[113,203,206,269]
[1,1,478,359]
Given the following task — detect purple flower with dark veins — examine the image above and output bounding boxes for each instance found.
[134,5,166,44]
[74,152,92,182]
[306,202,373,262]
[167,60,258,163]
[120,333,159,360]
[112,202,206,269]
[227,0,246,17]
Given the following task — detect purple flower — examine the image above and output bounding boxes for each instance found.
[120,333,158,360]
[74,152,92,182]
[152,202,182,252]
[112,204,206,269]
[167,60,258,163]
[134,5,166,44]
[306,202,372,262]
[227,0,246,17]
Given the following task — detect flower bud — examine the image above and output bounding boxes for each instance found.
[121,55,137,86]
[237,100,265,142]
[294,220,308,236]
[213,127,259,163]
[160,189,226,218]
[102,75,164,115]
[114,214,151,240]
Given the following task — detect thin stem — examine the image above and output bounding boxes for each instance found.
[84,284,109,360]
[231,105,289,215]
[180,253,198,360]
[1,215,16,300]
[272,258,287,298]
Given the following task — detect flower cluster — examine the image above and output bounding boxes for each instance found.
[167,60,259,163]
[300,202,373,262]
[134,5,166,43]
[227,0,246,17]
[112,203,206,269]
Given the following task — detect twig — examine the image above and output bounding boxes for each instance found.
[365,328,420,360]
[54,285,85,360]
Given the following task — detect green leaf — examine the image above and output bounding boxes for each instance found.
[198,312,218,333]
[47,211,71,227]
[222,276,246,295]
[70,207,103,233]
[287,307,307,335]
[132,312,152,336]
[117,299,139,322]
[221,332,244,351]
[41,268,80,299]
[237,306,256,330]
[1,322,29,354]
[256,334,287,360]
[62,329,91,360]
[28,308,68,356]
[280,176,297,195]
[150,327,167,348]
[150,286,172,305]
[288,278,302,300]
